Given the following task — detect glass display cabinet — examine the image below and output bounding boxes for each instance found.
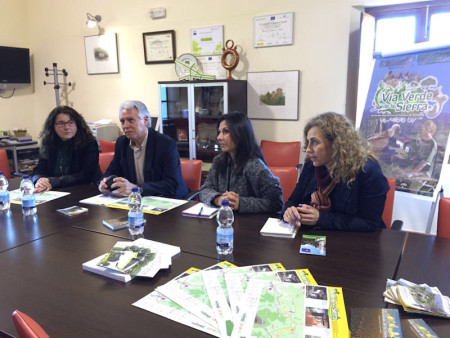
[158,80,247,168]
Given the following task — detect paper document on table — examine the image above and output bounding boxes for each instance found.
[231,280,306,337]
[155,261,236,331]
[79,193,124,206]
[107,196,187,215]
[10,189,70,205]
[232,281,349,338]
[226,268,316,323]
[133,267,221,337]
[201,269,234,337]
[134,289,221,337]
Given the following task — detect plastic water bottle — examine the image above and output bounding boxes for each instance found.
[0,171,10,212]
[216,200,234,255]
[128,187,144,236]
[20,175,37,216]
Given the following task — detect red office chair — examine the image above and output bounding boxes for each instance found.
[437,197,450,239]
[180,160,203,198]
[269,166,298,203]
[99,152,114,174]
[0,149,11,179]
[260,140,301,167]
[383,177,395,229]
[383,177,403,231]
[12,310,49,338]
[99,140,116,153]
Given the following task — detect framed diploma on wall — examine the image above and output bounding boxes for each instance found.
[254,12,294,48]
[143,30,176,64]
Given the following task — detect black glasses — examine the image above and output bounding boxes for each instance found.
[55,120,76,127]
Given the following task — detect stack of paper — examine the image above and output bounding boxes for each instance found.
[384,278,450,318]
[82,238,180,282]
[133,262,349,337]
[260,217,298,238]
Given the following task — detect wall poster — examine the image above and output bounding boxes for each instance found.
[359,47,450,199]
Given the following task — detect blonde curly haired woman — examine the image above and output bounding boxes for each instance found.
[283,112,389,231]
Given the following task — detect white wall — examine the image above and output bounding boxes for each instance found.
[1,0,354,144]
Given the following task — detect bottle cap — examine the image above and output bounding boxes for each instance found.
[0,171,3,175]
[221,200,230,206]
[131,187,139,192]
[23,175,29,179]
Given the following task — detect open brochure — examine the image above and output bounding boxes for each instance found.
[182,202,218,219]
[260,217,298,238]
[107,196,188,215]
[10,189,70,205]
[82,238,180,282]
[232,281,348,338]
[134,262,349,337]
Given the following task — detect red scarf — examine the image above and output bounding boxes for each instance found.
[310,166,336,211]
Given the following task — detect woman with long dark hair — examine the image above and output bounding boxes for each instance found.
[199,112,283,213]
[32,106,101,192]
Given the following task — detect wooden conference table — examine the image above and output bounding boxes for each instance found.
[0,182,449,337]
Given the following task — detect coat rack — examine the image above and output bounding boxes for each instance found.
[43,63,71,106]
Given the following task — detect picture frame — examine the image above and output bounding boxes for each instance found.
[254,12,294,48]
[143,30,176,64]
[84,33,119,75]
[247,70,300,120]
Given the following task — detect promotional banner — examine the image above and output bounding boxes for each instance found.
[360,48,450,198]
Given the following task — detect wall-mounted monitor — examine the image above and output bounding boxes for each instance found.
[0,46,31,90]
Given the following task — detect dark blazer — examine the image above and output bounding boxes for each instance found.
[32,139,101,189]
[284,159,389,231]
[104,128,189,198]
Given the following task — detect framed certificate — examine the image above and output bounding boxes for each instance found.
[143,30,176,64]
[254,12,294,48]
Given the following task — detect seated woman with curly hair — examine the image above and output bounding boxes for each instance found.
[199,112,283,214]
[283,112,389,231]
[32,106,102,192]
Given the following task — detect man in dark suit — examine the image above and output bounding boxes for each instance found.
[98,100,189,198]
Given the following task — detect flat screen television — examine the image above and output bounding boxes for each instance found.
[0,46,31,90]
